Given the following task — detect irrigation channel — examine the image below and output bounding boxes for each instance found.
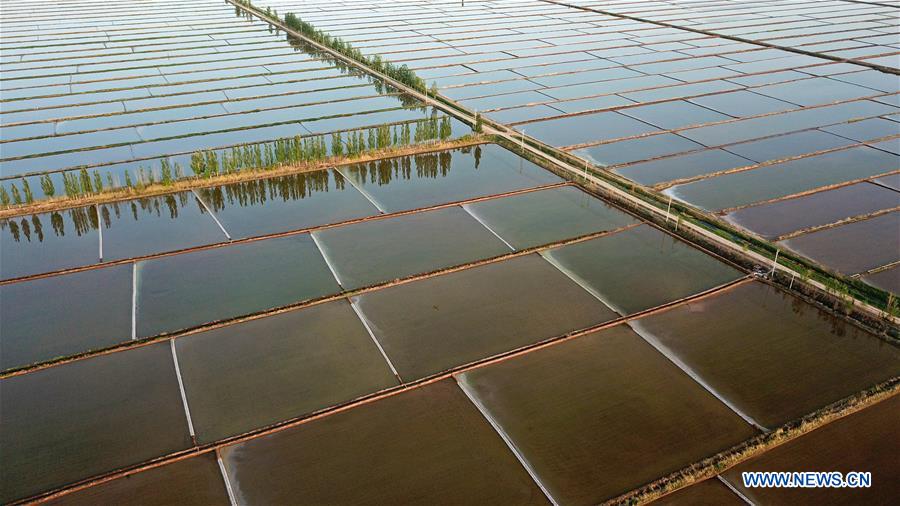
[1,0,899,504]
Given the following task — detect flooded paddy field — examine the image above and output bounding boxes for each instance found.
[2,0,899,504]
[3,141,897,504]
[0,0,465,194]
[253,0,899,289]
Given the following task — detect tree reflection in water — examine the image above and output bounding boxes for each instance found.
[1,147,479,243]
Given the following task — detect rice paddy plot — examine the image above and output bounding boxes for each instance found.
[725,182,900,240]
[136,234,339,337]
[352,254,617,381]
[543,224,743,315]
[40,453,231,506]
[462,185,639,249]
[336,144,563,213]
[0,207,100,280]
[219,379,549,504]
[863,265,899,294]
[629,282,900,429]
[195,169,379,239]
[0,342,192,504]
[721,395,900,505]
[667,145,900,212]
[721,130,857,165]
[175,300,399,443]
[875,173,900,191]
[1,264,132,371]
[312,206,511,290]
[99,192,227,261]
[614,148,755,187]
[0,0,440,183]
[573,133,704,167]
[618,100,733,130]
[779,211,900,275]
[517,111,661,148]
[677,100,895,148]
[457,325,758,505]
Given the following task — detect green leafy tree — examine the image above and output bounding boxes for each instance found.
[40,175,55,197]
[0,186,10,206]
[10,184,22,205]
[161,158,173,185]
[331,132,343,157]
[93,171,103,192]
[124,170,134,189]
[21,178,34,204]
[440,116,452,140]
[80,168,93,194]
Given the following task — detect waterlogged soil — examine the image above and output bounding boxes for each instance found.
[100,192,226,261]
[863,265,899,294]
[629,282,900,429]
[219,380,549,505]
[1,264,132,371]
[722,395,900,505]
[136,234,339,337]
[779,211,900,274]
[573,133,703,167]
[651,478,744,505]
[312,206,510,290]
[196,169,379,239]
[542,224,743,315]
[463,186,639,249]
[42,453,230,506]
[457,325,757,505]
[337,144,562,212]
[615,149,754,187]
[1,207,100,279]
[353,254,616,381]
[669,146,899,211]
[0,343,192,504]
[725,182,900,240]
[175,300,399,443]
[518,110,660,147]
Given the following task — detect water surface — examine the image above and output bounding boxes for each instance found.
[220,380,548,504]
[137,234,339,337]
[458,325,757,505]
[338,144,562,212]
[543,225,743,314]
[353,254,616,380]
[464,185,638,249]
[313,206,510,289]
[42,454,230,506]
[1,207,99,279]
[1,343,192,503]
[630,282,900,428]
[780,211,900,274]
[197,169,379,239]
[176,300,398,443]
[1,264,132,370]
[722,395,900,505]
[726,182,899,240]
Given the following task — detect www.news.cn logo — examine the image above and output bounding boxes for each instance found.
[742,471,872,488]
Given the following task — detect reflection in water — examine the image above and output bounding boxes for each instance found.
[1,206,99,242]
[1,147,485,244]
[347,146,481,186]
[282,32,425,110]
[198,169,344,212]
[774,279,848,337]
